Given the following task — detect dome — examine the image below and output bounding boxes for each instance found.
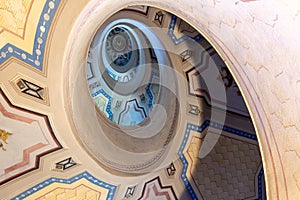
[3,1,300,199]
[87,19,164,126]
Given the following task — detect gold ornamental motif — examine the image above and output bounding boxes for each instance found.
[0,129,12,151]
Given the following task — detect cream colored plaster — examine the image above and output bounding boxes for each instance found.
[59,0,300,199]
[0,0,299,199]
[0,0,46,53]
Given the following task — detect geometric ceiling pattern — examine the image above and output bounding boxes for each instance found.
[137,177,177,200]
[0,0,59,72]
[168,15,203,45]
[87,15,160,126]
[185,49,250,117]
[0,1,266,200]
[0,0,33,38]
[183,123,263,199]
[10,74,49,105]
[178,120,264,199]
[11,171,116,200]
[0,88,62,185]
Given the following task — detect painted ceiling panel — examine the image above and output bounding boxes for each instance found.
[0,0,34,38]
[0,88,62,185]
[0,0,59,72]
[0,1,269,200]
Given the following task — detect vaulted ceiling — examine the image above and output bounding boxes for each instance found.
[0,0,299,200]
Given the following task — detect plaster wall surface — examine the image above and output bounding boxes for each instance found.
[0,0,299,199]
[75,0,300,199]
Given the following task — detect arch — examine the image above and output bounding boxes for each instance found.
[62,0,300,199]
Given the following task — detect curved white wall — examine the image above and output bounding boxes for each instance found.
[60,0,300,199]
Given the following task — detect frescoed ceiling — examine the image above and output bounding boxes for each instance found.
[3,0,298,199]
[0,0,56,72]
[0,0,34,38]
[0,88,61,185]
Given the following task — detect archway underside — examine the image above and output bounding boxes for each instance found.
[1,0,299,200]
